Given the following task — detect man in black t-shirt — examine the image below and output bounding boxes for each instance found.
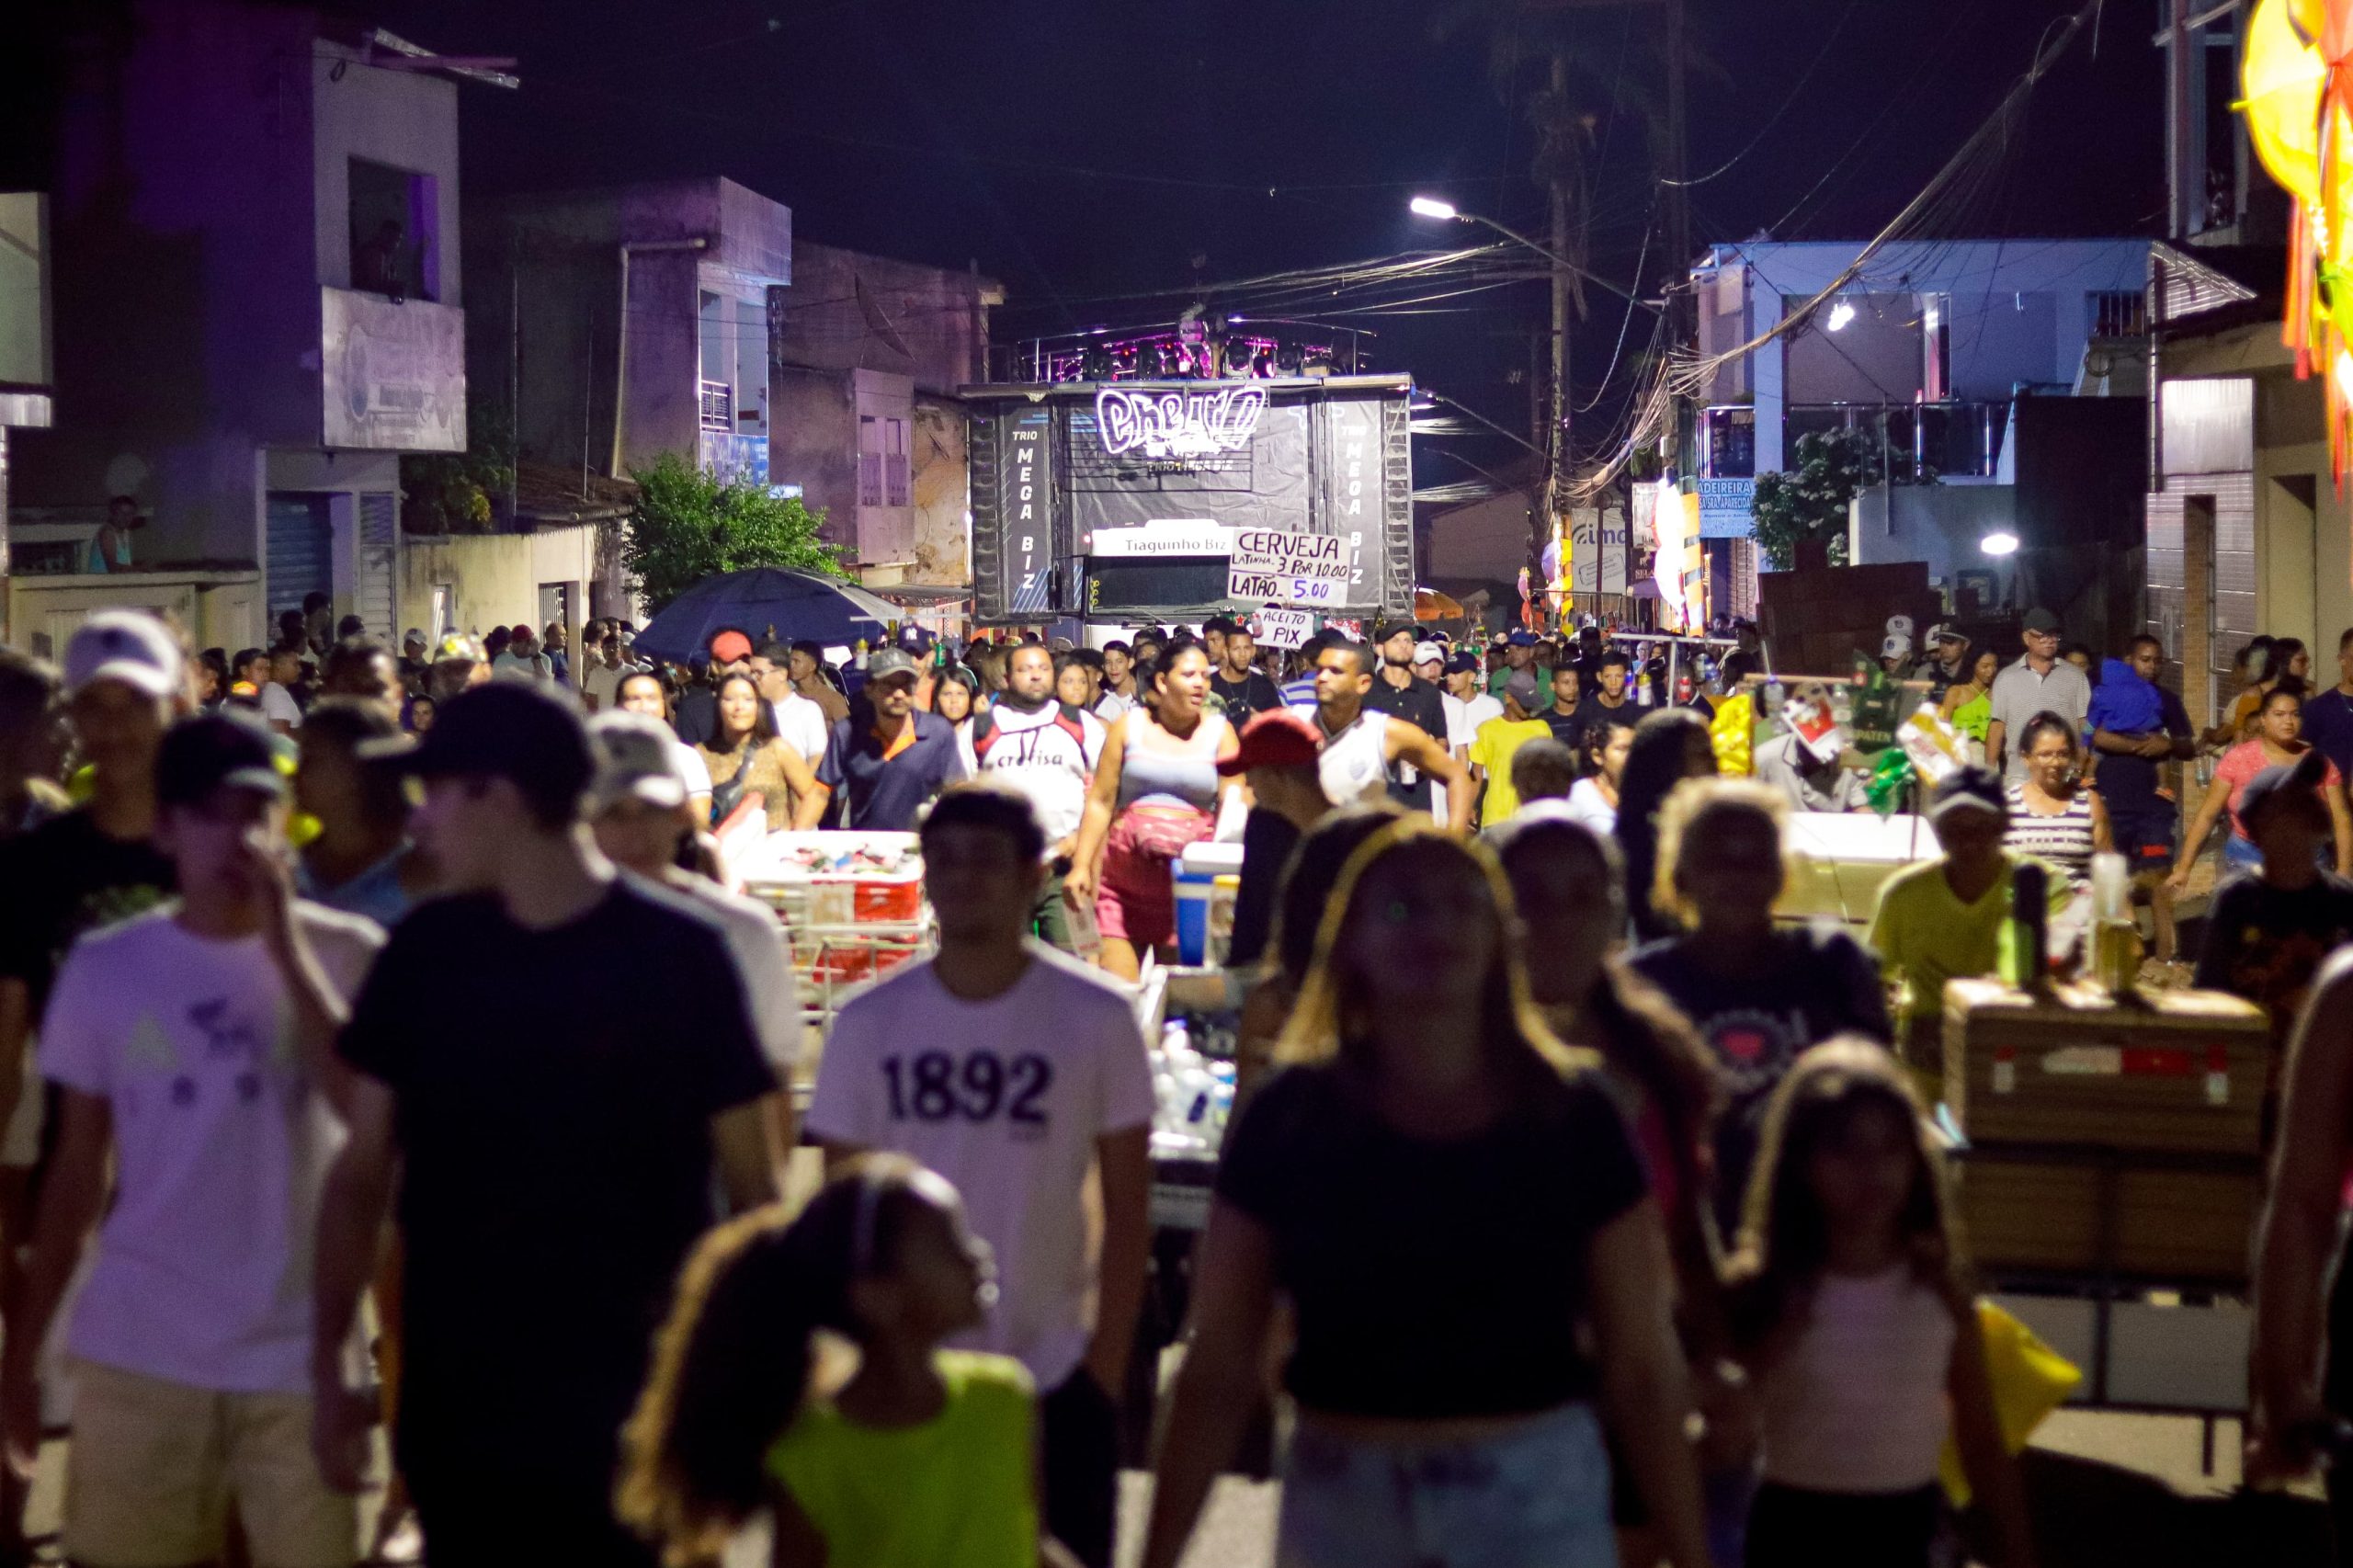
[1360,619,1451,811]
[1209,624,1281,718]
[313,683,780,1566]
[1540,665,1586,756]
[2195,751,2353,1140]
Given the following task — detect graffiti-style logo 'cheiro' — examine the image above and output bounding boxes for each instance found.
[1095,386,1268,461]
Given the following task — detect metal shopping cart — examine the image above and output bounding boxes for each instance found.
[734,831,938,1042]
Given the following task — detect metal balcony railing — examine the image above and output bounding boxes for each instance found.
[1783,400,2011,481]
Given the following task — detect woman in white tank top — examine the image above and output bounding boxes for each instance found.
[1068,643,1237,979]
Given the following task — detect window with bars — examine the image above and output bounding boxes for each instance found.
[884,416,909,506]
[2089,290,2148,338]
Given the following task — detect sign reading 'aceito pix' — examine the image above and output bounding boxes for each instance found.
[1227,528,1349,606]
[1253,608,1317,649]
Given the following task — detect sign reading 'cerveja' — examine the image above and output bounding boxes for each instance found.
[1095,385,1269,461]
[1228,527,1349,605]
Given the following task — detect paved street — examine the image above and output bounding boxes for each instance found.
[1108,1411,2334,1568]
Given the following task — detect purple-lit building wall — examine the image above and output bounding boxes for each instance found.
[770,239,1000,575]
[9,0,467,646]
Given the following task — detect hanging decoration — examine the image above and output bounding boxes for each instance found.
[2244,0,2353,483]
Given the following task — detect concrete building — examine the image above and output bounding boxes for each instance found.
[0,192,55,642]
[769,240,1001,588]
[2133,1,2353,730]
[1688,237,2151,642]
[480,178,791,494]
[6,1,501,653]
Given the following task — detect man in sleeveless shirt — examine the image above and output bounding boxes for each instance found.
[1311,641,1472,832]
[961,644,1105,950]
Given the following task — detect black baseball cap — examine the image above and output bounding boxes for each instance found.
[156,710,289,809]
[1373,619,1418,645]
[366,680,595,808]
[1927,765,2006,823]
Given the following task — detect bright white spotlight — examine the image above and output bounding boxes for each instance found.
[1409,197,1459,221]
[1825,301,1856,333]
[1981,531,2020,557]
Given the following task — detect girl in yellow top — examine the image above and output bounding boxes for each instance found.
[619,1156,1074,1568]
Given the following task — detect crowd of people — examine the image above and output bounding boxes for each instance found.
[6,597,2353,1568]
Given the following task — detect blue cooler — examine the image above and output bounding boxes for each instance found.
[1174,842,1246,966]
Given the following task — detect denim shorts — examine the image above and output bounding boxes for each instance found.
[1277,1402,1618,1568]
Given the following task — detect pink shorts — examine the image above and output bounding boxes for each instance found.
[1096,807,1213,949]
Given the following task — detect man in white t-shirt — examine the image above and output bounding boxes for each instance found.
[959,642,1105,951]
[1442,652,1502,815]
[0,710,382,1568]
[577,631,628,713]
[807,784,1151,1568]
[260,646,306,733]
[751,640,831,765]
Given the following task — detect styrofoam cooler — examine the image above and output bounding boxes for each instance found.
[1175,842,1246,965]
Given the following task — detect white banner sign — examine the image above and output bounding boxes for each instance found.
[1229,526,1351,606]
[1232,527,1350,579]
[1253,608,1316,648]
[1088,520,1234,557]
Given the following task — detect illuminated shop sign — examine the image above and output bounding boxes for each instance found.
[1094,385,1268,460]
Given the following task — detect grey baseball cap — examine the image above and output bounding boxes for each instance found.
[866,647,921,686]
[587,711,689,812]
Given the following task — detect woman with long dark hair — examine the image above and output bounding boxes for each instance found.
[1725,1040,2031,1568]
[1066,642,1238,979]
[1491,812,1747,1565]
[1231,801,1404,1099]
[1142,823,1711,1568]
[2174,679,2353,887]
[695,672,818,832]
[1614,706,1720,940]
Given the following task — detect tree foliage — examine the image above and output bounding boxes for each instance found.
[400,403,514,536]
[620,452,846,613]
[1750,427,1870,571]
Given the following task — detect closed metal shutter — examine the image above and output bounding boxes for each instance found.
[358,492,396,641]
[266,494,332,623]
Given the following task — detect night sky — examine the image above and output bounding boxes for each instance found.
[7,0,2168,469]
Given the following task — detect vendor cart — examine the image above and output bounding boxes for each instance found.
[1942,977,2272,1469]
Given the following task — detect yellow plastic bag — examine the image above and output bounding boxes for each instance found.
[1938,1299,2081,1507]
[1709,690,1754,776]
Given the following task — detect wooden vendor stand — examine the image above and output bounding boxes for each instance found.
[1942,978,2271,1463]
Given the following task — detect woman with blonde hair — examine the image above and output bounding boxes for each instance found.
[1629,778,1893,1234]
[1141,822,1711,1568]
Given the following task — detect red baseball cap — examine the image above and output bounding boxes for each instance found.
[709,630,755,665]
[1218,710,1322,775]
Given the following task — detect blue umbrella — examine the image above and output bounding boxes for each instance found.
[634,568,902,664]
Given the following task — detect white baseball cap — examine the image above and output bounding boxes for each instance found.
[64,610,184,699]
[1881,633,1914,662]
[1414,641,1444,665]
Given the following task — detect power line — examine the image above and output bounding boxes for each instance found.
[1664,0,1864,188]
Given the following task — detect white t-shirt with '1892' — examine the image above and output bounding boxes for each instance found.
[39,903,384,1393]
[805,941,1154,1389]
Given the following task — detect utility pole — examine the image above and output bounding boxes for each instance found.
[1545,45,1574,628]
